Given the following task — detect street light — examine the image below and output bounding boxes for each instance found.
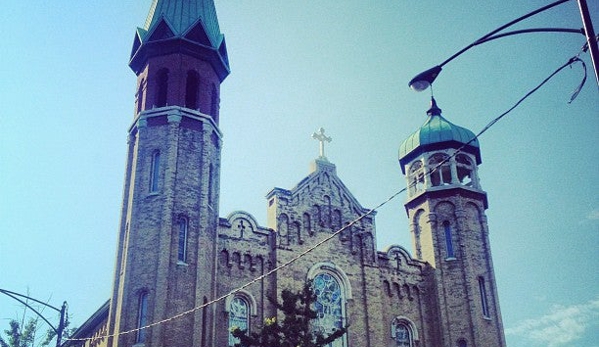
[408,0,599,91]
[0,289,67,347]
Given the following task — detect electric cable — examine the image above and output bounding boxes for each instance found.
[65,50,587,343]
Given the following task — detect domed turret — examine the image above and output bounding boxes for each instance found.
[399,98,485,202]
[399,98,480,175]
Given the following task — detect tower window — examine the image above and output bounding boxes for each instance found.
[136,78,146,115]
[478,277,490,318]
[149,150,160,193]
[443,221,455,259]
[177,217,188,263]
[136,291,148,343]
[458,339,468,347]
[228,296,249,347]
[428,153,452,186]
[156,68,169,107]
[456,154,474,186]
[408,160,425,196]
[185,71,199,110]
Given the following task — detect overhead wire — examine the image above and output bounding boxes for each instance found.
[65,50,587,343]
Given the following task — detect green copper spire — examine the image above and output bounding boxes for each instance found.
[130,0,229,80]
[142,0,223,47]
[398,98,481,173]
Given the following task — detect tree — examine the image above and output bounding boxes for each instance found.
[0,319,38,347]
[0,316,75,347]
[231,282,348,347]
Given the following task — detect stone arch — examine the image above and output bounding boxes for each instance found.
[226,211,260,239]
[302,212,312,236]
[412,209,426,259]
[332,209,342,232]
[219,249,232,268]
[224,289,258,316]
[408,159,425,195]
[278,213,290,246]
[428,152,452,186]
[383,280,392,297]
[292,221,302,244]
[464,202,483,233]
[391,316,419,343]
[307,262,352,299]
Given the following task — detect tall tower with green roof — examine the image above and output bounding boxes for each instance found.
[107,1,229,346]
[399,98,506,346]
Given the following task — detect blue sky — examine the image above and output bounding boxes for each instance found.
[1,1,598,346]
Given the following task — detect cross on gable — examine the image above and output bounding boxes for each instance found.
[312,127,332,160]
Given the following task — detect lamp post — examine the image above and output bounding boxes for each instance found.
[0,289,67,347]
[408,0,599,90]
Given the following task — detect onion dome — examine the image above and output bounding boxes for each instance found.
[399,98,481,174]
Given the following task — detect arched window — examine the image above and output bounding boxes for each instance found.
[313,272,346,347]
[228,296,249,347]
[149,150,160,193]
[456,154,474,186]
[156,68,169,107]
[428,153,452,186]
[136,78,145,115]
[458,339,468,347]
[185,71,199,110]
[443,221,455,259]
[394,323,412,347]
[408,160,425,195]
[303,213,312,235]
[478,277,490,318]
[177,217,188,263]
[136,291,148,343]
[391,317,417,347]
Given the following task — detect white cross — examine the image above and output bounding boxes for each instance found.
[312,127,332,159]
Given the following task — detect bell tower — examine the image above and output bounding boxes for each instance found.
[107,1,230,347]
[399,98,505,347]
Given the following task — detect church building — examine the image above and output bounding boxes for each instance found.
[65,1,506,346]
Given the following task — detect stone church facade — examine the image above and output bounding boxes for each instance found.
[65,1,506,347]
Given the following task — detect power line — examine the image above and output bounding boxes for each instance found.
[65,51,587,343]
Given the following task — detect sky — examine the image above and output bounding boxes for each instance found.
[1,1,598,346]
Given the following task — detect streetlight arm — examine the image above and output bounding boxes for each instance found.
[0,289,61,335]
[408,28,584,91]
[437,0,572,68]
[408,0,589,91]
[477,28,584,45]
[0,288,68,347]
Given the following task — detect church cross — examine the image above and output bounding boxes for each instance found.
[312,127,332,160]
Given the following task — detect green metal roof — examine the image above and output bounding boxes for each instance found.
[142,0,223,47]
[399,99,481,170]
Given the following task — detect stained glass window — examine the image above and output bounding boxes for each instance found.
[228,297,249,347]
[444,221,455,259]
[394,323,411,347]
[313,273,345,347]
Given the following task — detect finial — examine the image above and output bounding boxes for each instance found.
[312,127,332,161]
[427,97,442,116]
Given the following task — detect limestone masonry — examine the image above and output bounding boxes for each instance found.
[65,1,506,347]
